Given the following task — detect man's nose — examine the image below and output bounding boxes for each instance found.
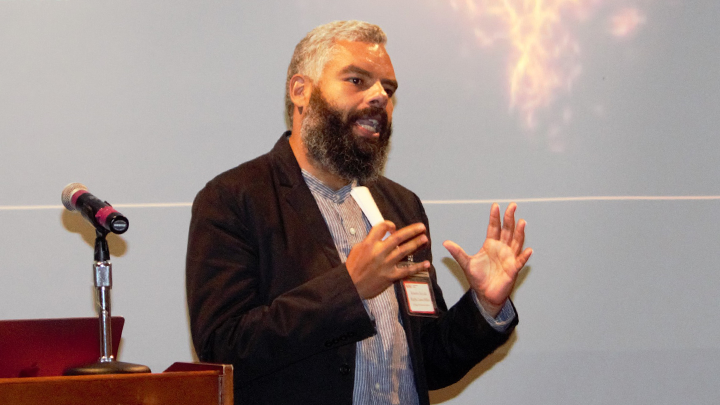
[366,82,389,109]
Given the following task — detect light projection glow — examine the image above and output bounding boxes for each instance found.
[447,0,646,147]
[610,7,646,38]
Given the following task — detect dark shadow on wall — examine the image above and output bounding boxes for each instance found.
[429,333,518,404]
[185,297,200,363]
[430,257,532,404]
[61,210,128,257]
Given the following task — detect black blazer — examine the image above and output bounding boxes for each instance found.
[186,133,516,405]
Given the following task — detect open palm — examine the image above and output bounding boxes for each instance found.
[443,203,532,316]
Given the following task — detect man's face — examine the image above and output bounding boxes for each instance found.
[301,40,398,183]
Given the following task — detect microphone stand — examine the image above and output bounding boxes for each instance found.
[64,229,150,375]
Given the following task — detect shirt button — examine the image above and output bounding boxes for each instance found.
[349,227,356,235]
[375,383,380,390]
[339,364,350,376]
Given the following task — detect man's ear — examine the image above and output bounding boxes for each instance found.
[289,74,311,116]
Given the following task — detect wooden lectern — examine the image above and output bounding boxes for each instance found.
[0,362,232,405]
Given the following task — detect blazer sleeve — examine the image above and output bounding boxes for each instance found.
[404,193,518,390]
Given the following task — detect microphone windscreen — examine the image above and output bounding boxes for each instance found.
[61,183,88,211]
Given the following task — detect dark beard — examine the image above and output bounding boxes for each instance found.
[301,88,392,183]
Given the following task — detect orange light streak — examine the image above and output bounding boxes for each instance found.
[453,0,599,129]
[443,0,649,151]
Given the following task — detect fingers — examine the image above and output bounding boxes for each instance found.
[390,234,428,264]
[380,222,428,259]
[486,203,501,240]
[516,248,533,270]
[487,203,519,244]
[506,244,533,274]
[363,221,428,267]
[349,221,431,299]
[510,218,526,256]
[442,240,469,269]
[366,220,396,242]
[484,203,532,269]
[499,203,517,245]
[394,260,431,279]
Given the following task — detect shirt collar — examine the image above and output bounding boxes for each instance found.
[301,169,357,203]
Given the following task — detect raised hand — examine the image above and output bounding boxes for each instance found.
[346,221,430,299]
[443,203,532,317]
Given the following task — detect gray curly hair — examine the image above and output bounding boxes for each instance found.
[284,20,387,126]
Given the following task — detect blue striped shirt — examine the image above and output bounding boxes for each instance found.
[302,171,419,405]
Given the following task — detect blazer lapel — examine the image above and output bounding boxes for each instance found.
[270,133,342,269]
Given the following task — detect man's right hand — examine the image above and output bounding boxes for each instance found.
[346,221,430,299]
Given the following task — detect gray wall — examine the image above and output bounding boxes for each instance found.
[1,1,719,403]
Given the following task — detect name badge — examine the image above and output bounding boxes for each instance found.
[398,261,439,317]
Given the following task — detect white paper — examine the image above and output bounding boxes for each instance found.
[350,186,384,226]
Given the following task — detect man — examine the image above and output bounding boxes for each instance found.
[186,20,532,405]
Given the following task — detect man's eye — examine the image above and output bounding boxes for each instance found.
[350,78,362,85]
[385,88,395,97]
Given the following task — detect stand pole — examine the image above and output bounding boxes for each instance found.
[64,230,150,375]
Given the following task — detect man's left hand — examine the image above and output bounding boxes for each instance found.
[443,202,532,317]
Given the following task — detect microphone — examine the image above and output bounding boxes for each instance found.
[61,183,129,234]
